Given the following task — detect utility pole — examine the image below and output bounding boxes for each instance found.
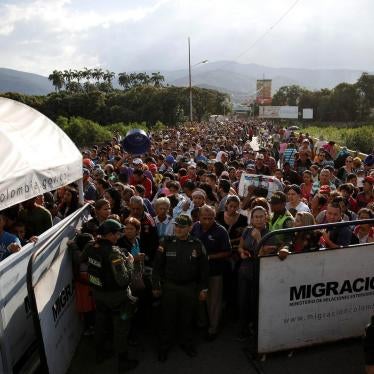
[188,37,193,122]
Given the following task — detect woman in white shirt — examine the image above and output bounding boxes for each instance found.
[286,184,311,215]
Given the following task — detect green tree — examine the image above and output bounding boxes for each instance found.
[356,72,374,119]
[272,85,305,106]
[118,72,131,90]
[92,68,104,83]
[136,72,150,86]
[103,70,116,87]
[48,70,64,92]
[55,116,112,146]
[150,72,165,87]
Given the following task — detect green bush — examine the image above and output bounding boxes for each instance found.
[105,122,148,136]
[302,124,374,154]
[56,116,112,146]
[344,127,374,154]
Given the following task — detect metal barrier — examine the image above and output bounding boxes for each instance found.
[253,218,374,355]
[26,205,90,374]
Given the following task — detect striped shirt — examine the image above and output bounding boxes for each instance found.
[283,148,297,167]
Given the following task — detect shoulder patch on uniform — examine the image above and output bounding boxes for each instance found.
[88,257,102,268]
[166,251,176,257]
[191,249,198,258]
[111,258,122,265]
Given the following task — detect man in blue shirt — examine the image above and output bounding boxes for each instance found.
[0,211,21,262]
[191,205,231,341]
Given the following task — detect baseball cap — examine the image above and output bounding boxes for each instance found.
[165,155,176,164]
[246,161,255,170]
[83,168,90,176]
[191,189,207,198]
[83,158,94,169]
[174,214,192,227]
[148,163,158,173]
[270,191,287,204]
[319,185,331,195]
[93,169,105,179]
[364,175,374,184]
[133,158,143,165]
[98,219,124,235]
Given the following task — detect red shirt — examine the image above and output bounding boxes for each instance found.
[130,176,153,199]
[356,192,374,209]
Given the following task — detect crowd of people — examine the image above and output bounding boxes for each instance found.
[0,119,374,372]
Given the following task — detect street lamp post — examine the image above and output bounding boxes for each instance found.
[188,37,192,122]
[188,37,208,122]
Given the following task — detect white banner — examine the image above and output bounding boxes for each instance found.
[303,108,313,119]
[258,244,374,353]
[238,173,284,199]
[259,106,298,119]
[0,205,90,373]
[33,243,82,374]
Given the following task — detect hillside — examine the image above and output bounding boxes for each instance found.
[0,68,53,95]
[1,62,371,102]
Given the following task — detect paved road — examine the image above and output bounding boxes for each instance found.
[68,318,365,374]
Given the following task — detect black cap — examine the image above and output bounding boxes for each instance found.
[174,214,192,227]
[98,219,124,235]
[270,191,287,204]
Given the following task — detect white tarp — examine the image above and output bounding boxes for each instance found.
[258,244,374,354]
[0,97,82,210]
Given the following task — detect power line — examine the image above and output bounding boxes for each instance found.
[234,0,302,62]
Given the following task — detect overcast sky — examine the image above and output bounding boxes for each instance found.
[0,0,373,76]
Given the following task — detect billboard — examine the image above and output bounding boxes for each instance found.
[258,105,298,119]
[303,108,313,119]
[256,79,272,105]
[257,244,374,354]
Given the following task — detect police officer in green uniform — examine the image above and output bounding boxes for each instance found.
[263,191,294,257]
[152,214,209,362]
[81,219,138,372]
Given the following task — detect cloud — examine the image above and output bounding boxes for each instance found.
[0,0,373,75]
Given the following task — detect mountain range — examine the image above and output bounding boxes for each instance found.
[0,61,370,104]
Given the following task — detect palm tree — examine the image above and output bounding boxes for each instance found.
[63,69,73,85]
[129,72,141,88]
[150,72,165,87]
[118,72,131,90]
[137,72,150,86]
[72,69,83,84]
[92,67,104,83]
[48,70,64,92]
[82,67,92,82]
[103,70,115,86]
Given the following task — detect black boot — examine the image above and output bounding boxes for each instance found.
[180,344,197,357]
[118,352,139,372]
[158,349,168,362]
